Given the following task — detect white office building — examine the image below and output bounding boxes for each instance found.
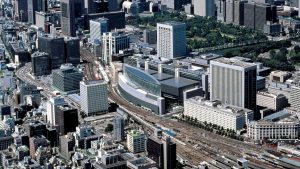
[102,31,130,64]
[194,0,215,17]
[210,57,258,119]
[290,85,300,110]
[127,130,146,153]
[257,91,288,111]
[46,96,65,125]
[247,110,300,140]
[80,80,108,116]
[157,21,186,59]
[184,96,254,131]
[89,18,108,44]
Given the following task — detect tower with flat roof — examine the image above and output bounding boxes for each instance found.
[80,80,108,116]
[210,57,258,119]
[157,21,186,59]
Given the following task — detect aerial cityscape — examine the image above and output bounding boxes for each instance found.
[0,0,300,168]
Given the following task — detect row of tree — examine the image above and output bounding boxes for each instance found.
[174,114,244,141]
[127,12,267,49]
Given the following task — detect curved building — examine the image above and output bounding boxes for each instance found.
[118,64,165,115]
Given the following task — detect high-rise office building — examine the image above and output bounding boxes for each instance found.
[163,137,176,169]
[244,2,277,30]
[217,0,245,25]
[89,18,109,44]
[194,0,215,17]
[147,136,164,168]
[127,130,146,153]
[38,35,65,69]
[113,114,125,142]
[101,31,130,64]
[64,37,81,65]
[84,0,109,14]
[29,136,50,158]
[146,136,176,169]
[31,52,50,77]
[216,0,226,22]
[162,0,190,10]
[290,85,300,110]
[210,57,258,119]
[157,21,186,59]
[233,0,245,26]
[60,0,84,37]
[226,0,234,24]
[52,64,83,93]
[80,80,108,116]
[59,134,75,160]
[143,29,157,44]
[83,11,125,30]
[14,0,28,22]
[28,0,48,24]
[55,105,78,135]
[46,96,65,125]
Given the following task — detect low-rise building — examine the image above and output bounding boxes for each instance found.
[127,157,157,169]
[269,71,292,83]
[184,96,254,131]
[247,110,300,140]
[257,91,288,111]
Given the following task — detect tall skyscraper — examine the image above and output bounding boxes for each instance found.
[216,0,226,22]
[233,0,245,26]
[60,0,84,37]
[147,136,164,168]
[64,37,81,65]
[101,31,130,64]
[210,57,258,119]
[80,80,108,116]
[46,96,65,125]
[147,136,177,169]
[244,2,277,30]
[55,105,78,135]
[52,64,83,93]
[28,0,48,24]
[163,137,176,169]
[157,21,186,59]
[226,0,234,23]
[31,52,50,77]
[194,0,215,17]
[84,0,109,13]
[113,114,125,142]
[290,85,300,110]
[14,0,28,22]
[38,35,65,69]
[89,18,109,44]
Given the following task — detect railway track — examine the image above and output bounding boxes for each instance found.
[109,86,289,168]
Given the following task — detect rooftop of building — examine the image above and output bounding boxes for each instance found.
[212,57,257,68]
[270,70,291,77]
[81,80,106,86]
[128,130,144,138]
[158,21,186,27]
[152,73,174,81]
[31,51,48,57]
[186,96,252,116]
[91,17,109,23]
[128,157,156,167]
[263,110,299,123]
[160,77,199,88]
[57,104,76,111]
[257,90,286,98]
